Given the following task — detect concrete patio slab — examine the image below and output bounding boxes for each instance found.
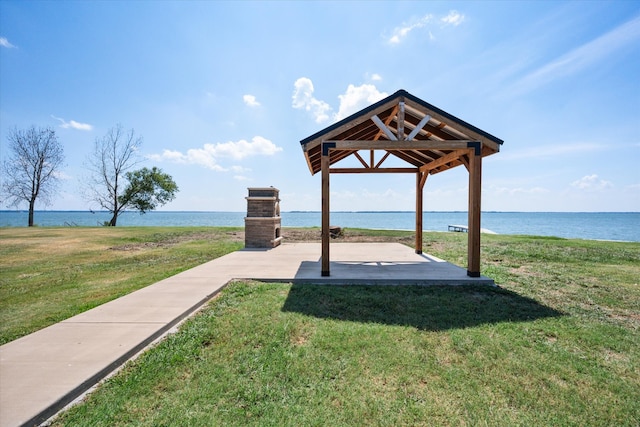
[222,243,494,285]
[0,242,492,427]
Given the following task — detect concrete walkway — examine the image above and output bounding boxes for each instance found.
[0,243,493,427]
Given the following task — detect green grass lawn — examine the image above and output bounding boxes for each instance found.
[0,227,243,344]
[2,227,638,425]
[51,279,639,426]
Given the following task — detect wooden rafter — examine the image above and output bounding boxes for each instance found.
[388,150,429,167]
[419,149,469,173]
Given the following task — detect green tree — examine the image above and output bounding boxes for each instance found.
[119,167,178,219]
[1,126,65,226]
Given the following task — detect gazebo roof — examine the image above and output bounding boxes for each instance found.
[300,89,503,175]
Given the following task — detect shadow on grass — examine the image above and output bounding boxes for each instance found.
[281,284,563,331]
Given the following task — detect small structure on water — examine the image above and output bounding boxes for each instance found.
[244,187,282,248]
[449,224,498,234]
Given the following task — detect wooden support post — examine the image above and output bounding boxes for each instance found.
[416,171,422,254]
[467,143,482,277]
[321,143,332,276]
[415,171,427,254]
[397,101,405,140]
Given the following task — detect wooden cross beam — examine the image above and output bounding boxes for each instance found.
[371,108,431,142]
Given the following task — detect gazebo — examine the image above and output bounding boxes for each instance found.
[299,89,503,277]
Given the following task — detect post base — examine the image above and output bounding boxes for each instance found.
[321,271,330,277]
[467,270,480,278]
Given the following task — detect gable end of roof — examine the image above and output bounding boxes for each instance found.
[300,89,503,146]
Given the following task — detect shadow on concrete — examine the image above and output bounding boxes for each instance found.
[281,284,563,331]
[292,260,494,285]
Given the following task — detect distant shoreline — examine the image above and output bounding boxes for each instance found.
[2,210,639,214]
[2,211,638,242]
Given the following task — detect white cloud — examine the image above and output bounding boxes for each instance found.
[67,120,93,131]
[209,136,282,159]
[489,185,550,196]
[292,78,388,124]
[52,170,73,181]
[151,149,184,162]
[335,84,388,121]
[148,148,225,171]
[230,165,251,173]
[441,10,465,27]
[51,115,93,131]
[511,14,640,94]
[570,174,613,191]
[388,14,433,45]
[0,37,16,48]
[387,11,464,45]
[292,77,332,123]
[243,94,260,107]
[148,136,282,171]
[370,73,382,81]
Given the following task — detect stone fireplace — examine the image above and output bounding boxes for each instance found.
[244,187,282,248]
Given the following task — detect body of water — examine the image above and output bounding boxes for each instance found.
[1,210,638,242]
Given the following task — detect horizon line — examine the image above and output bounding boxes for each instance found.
[1,210,639,214]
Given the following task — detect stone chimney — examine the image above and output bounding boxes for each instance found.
[244,187,282,248]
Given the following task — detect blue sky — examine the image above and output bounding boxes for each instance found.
[1,1,639,212]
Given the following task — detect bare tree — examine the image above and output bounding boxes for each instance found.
[1,126,65,226]
[85,124,143,226]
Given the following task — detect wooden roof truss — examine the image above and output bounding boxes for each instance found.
[301,90,502,177]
